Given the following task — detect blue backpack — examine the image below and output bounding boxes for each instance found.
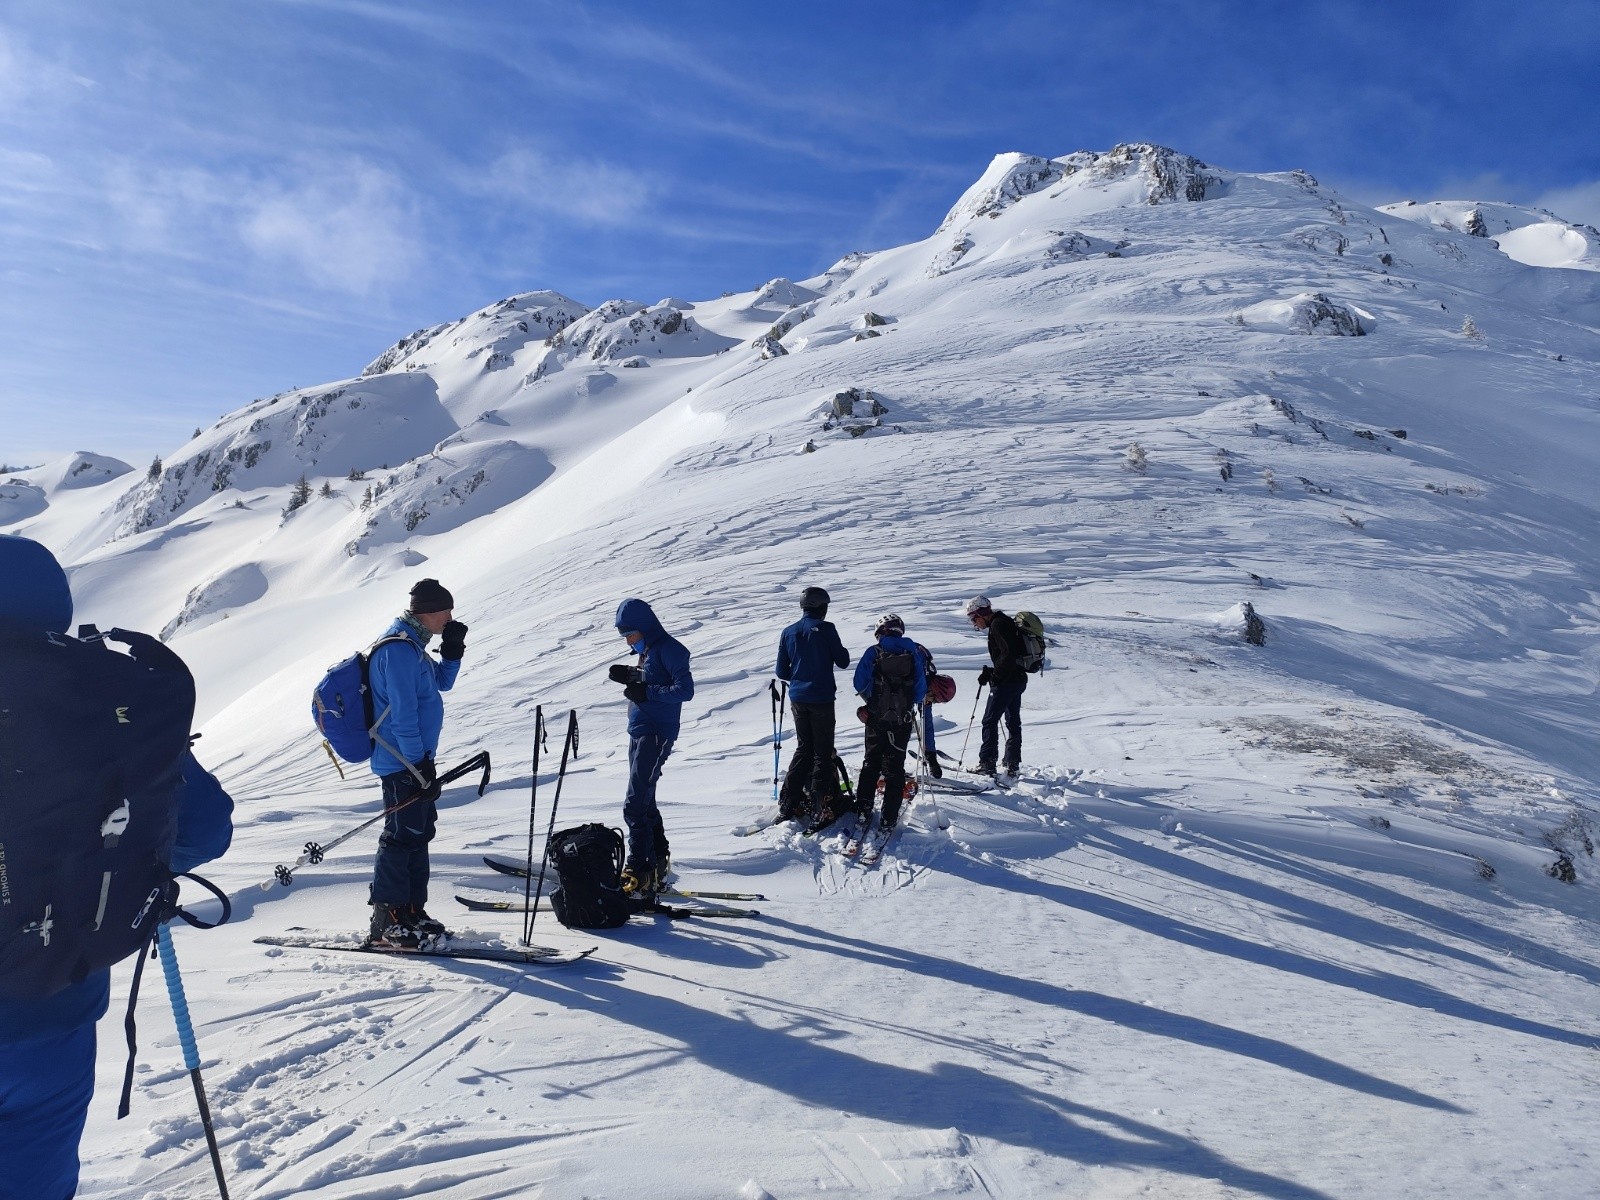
[0,623,195,1000]
[311,635,420,772]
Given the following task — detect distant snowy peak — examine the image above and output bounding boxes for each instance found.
[531,296,733,379]
[938,142,1220,231]
[363,290,589,376]
[0,452,132,530]
[1378,200,1600,272]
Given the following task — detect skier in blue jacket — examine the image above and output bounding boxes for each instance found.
[0,534,233,1200]
[367,578,467,946]
[774,586,850,822]
[852,613,927,833]
[607,598,695,895]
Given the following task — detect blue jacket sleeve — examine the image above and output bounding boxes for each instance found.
[651,639,695,704]
[827,623,850,669]
[372,641,426,765]
[853,646,875,697]
[775,630,793,682]
[171,751,235,873]
[912,652,927,706]
[432,656,460,693]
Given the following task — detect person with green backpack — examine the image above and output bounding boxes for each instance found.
[964,595,1042,778]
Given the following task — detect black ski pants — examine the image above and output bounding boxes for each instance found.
[980,678,1025,771]
[780,699,837,817]
[857,716,914,827]
[373,768,439,909]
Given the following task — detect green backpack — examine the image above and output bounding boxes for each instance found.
[1014,611,1047,673]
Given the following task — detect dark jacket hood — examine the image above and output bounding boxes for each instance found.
[615,597,667,643]
[0,534,73,633]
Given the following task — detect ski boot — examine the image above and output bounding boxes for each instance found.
[368,904,421,949]
[410,905,452,940]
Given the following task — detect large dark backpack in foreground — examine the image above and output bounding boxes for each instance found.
[0,624,195,1000]
[869,647,917,726]
[546,823,633,929]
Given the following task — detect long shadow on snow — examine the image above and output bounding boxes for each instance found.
[518,952,1340,1200]
[1156,825,1600,986]
[995,788,1511,973]
[1082,824,1511,975]
[942,845,1594,1050]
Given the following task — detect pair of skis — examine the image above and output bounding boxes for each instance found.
[256,930,595,967]
[471,855,763,919]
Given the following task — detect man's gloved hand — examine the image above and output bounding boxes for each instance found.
[608,663,640,684]
[978,666,994,686]
[857,705,870,724]
[623,681,649,703]
[412,755,441,802]
[440,621,468,661]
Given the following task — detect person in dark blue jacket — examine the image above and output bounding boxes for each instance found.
[367,578,467,946]
[607,598,695,895]
[774,586,851,822]
[852,613,927,832]
[0,534,233,1200]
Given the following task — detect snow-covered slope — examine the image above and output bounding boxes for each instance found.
[1380,197,1600,271]
[8,143,1600,1199]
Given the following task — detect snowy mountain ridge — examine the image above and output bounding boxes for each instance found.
[6,141,1600,1199]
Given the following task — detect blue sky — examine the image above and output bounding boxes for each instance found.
[2,0,1596,468]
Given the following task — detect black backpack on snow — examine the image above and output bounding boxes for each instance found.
[868,647,917,727]
[546,823,634,929]
[0,623,196,1000]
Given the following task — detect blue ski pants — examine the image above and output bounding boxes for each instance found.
[623,732,674,873]
[0,1023,96,1200]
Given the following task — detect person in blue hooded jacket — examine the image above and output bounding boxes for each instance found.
[774,586,850,822]
[606,598,695,895]
[851,613,927,833]
[0,534,233,1200]
[366,577,467,947]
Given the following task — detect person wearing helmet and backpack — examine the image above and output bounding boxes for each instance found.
[775,586,851,824]
[965,594,1026,778]
[0,534,233,1200]
[851,614,926,833]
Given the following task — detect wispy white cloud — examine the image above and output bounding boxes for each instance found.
[463,146,651,227]
[1535,181,1600,229]
[242,159,423,293]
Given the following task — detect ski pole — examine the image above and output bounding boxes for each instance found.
[527,710,578,938]
[769,679,787,804]
[957,681,986,769]
[520,707,547,942]
[156,922,232,1200]
[912,719,949,830]
[264,751,491,889]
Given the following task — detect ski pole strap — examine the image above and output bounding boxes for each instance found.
[117,920,163,1119]
[172,873,232,930]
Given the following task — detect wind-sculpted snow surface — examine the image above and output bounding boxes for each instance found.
[7,143,1600,1199]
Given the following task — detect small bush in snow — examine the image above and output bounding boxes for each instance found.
[147,456,162,480]
[1461,316,1483,339]
[319,482,334,499]
[1124,442,1147,473]
[1263,467,1278,491]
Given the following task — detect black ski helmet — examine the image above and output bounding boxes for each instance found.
[801,586,830,616]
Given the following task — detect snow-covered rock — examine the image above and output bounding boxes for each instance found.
[1379,199,1600,271]
[1237,291,1371,336]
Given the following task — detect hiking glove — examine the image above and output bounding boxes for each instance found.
[412,756,441,802]
[978,666,994,686]
[440,620,468,660]
[623,681,649,703]
[608,663,640,684]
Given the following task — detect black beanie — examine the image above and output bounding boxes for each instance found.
[408,578,454,614]
[801,586,830,615]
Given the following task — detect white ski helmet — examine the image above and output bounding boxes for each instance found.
[964,595,992,618]
[874,612,905,637]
